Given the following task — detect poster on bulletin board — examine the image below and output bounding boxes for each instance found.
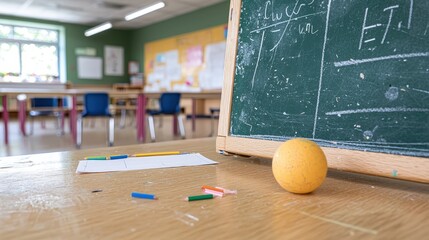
[144,25,227,92]
[105,45,124,76]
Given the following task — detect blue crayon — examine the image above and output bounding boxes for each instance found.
[110,154,128,160]
[131,192,158,200]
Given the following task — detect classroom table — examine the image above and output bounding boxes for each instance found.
[1,89,221,145]
[0,138,427,239]
[0,88,141,145]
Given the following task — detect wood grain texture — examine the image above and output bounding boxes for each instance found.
[0,138,428,239]
[218,0,240,137]
[222,136,429,183]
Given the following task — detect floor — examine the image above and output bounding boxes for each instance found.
[0,114,218,157]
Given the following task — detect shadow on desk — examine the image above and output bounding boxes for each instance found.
[218,153,428,194]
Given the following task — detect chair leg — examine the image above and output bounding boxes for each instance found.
[30,117,34,135]
[60,111,66,134]
[177,114,186,139]
[148,115,156,142]
[108,117,114,147]
[54,115,59,129]
[76,115,83,148]
[56,113,64,136]
[119,109,126,128]
[128,110,135,127]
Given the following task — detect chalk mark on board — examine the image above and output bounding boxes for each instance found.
[359,1,413,50]
[411,88,429,95]
[333,140,429,148]
[271,0,308,52]
[243,134,429,148]
[407,0,414,29]
[325,107,429,116]
[312,0,332,139]
[334,52,429,67]
[381,5,399,44]
[424,22,429,35]
[251,30,266,90]
[250,11,325,33]
[248,2,325,90]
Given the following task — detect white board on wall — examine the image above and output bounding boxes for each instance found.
[77,56,102,79]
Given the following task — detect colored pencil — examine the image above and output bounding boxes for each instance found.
[186,194,214,201]
[131,192,158,200]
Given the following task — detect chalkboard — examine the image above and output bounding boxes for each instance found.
[217,0,429,183]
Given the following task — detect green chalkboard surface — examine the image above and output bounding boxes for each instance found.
[230,0,429,157]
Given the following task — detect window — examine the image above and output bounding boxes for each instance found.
[0,20,65,83]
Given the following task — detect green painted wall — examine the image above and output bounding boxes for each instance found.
[130,1,230,70]
[64,25,131,85]
[0,0,229,85]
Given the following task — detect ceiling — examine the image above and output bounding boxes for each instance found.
[0,0,226,29]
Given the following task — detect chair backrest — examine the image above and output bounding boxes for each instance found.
[82,93,111,117]
[31,98,58,108]
[159,93,181,114]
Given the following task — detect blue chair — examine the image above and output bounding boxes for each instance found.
[147,93,185,142]
[29,98,64,135]
[76,93,114,148]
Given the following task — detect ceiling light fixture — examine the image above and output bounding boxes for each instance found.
[125,2,165,21]
[84,22,112,37]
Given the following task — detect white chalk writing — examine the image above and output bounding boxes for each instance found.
[359,0,414,50]
[334,52,429,67]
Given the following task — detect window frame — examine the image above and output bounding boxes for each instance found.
[0,19,66,83]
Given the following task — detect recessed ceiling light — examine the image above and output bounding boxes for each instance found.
[125,2,165,21]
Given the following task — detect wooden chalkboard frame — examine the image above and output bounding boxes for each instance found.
[216,0,429,183]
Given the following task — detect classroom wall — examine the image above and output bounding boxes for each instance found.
[62,24,132,86]
[0,1,229,86]
[129,1,230,70]
[0,14,132,86]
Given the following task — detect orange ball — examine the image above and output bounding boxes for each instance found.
[272,138,327,194]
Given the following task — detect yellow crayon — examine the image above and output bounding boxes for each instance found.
[131,151,181,157]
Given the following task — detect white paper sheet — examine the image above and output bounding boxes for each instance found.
[76,153,218,174]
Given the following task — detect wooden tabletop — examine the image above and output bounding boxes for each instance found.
[0,138,427,239]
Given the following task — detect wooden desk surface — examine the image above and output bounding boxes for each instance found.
[0,138,427,239]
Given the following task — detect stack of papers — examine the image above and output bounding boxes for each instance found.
[76,153,218,174]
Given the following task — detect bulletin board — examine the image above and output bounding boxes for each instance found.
[144,24,227,92]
